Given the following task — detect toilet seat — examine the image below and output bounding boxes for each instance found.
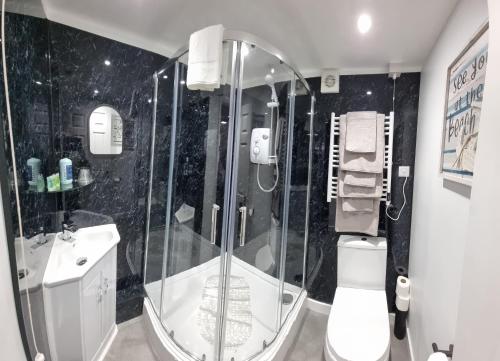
[324,287,390,361]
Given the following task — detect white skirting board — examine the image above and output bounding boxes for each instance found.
[406,322,416,361]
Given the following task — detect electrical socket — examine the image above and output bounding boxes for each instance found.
[399,166,410,178]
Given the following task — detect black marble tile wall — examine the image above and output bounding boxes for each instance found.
[304,74,420,311]
[48,22,167,322]
[2,12,169,325]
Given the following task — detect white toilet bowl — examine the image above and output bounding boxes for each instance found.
[324,287,390,361]
[324,236,390,361]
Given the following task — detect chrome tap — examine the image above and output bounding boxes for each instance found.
[60,221,77,241]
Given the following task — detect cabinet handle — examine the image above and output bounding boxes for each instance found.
[210,204,220,245]
[239,206,247,247]
[97,286,103,303]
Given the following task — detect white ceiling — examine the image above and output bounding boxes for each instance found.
[38,0,459,75]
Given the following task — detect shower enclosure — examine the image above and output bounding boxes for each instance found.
[143,31,315,361]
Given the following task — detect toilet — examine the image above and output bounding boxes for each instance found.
[324,235,391,361]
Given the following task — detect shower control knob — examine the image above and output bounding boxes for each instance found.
[253,146,260,154]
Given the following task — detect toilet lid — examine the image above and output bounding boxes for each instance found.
[326,287,390,361]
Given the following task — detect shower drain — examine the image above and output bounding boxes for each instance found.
[282,293,294,305]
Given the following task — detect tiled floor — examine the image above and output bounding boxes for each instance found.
[105,310,411,361]
[104,318,157,361]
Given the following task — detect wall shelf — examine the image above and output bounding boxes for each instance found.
[23,181,94,195]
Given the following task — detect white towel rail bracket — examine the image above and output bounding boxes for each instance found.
[327,111,394,205]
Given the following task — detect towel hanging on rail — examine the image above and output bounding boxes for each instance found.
[339,113,385,173]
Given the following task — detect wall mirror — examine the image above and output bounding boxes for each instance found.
[89,105,123,155]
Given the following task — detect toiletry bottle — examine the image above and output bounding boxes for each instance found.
[27,157,41,188]
[36,174,45,193]
[59,157,73,190]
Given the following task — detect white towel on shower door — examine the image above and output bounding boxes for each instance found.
[187,24,224,91]
[345,111,377,153]
[339,113,385,173]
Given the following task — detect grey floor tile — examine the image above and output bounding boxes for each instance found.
[104,310,411,361]
[104,318,158,361]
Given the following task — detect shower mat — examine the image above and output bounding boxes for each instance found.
[198,275,252,347]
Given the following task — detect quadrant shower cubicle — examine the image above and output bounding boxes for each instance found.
[143,32,315,361]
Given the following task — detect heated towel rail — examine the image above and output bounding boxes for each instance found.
[327,111,394,205]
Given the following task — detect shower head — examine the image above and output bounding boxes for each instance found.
[265,73,279,107]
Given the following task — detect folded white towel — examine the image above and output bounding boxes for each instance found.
[187,24,224,91]
[342,198,374,212]
[344,171,377,188]
[346,111,377,153]
[339,113,385,173]
[339,171,383,198]
[335,198,380,236]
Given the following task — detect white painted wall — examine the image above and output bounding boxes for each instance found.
[453,0,500,359]
[408,0,489,360]
[0,189,27,361]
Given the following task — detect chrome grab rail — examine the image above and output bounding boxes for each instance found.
[239,206,247,247]
[211,204,220,245]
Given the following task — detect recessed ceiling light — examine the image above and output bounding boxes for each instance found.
[94,89,99,94]
[357,14,372,34]
[180,80,186,85]
[104,59,111,66]
[35,80,42,85]
[366,90,372,95]
[148,99,152,103]
[163,75,168,79]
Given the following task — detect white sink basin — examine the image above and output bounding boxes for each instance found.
[43,224,120,288]
[15,234,55,292]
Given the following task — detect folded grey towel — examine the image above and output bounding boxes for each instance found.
[339,113,385,173]
[335,197,380,236]
[346,111,377,153]
[339,171,383,198]
[344,171,377,188]
[342,198,374,212]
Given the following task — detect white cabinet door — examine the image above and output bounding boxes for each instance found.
[101,249,116,338]
[82,269,102,361]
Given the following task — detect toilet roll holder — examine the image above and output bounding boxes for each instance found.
[432,343,454,358]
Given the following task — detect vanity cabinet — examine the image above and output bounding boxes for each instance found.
[81,249,117,360]
[44,244,118,361]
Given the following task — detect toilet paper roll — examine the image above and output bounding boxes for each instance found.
[427,352,448,361]
[396,294,410,312]
[396,276,411,298]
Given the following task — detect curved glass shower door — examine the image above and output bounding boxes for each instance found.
[220,44,297,361]
[144,42,238,361]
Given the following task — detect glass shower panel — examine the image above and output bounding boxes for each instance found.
[280,78,313,324]
[221,43,295,361]
[158,43,236,361]
[143,64,176,315]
